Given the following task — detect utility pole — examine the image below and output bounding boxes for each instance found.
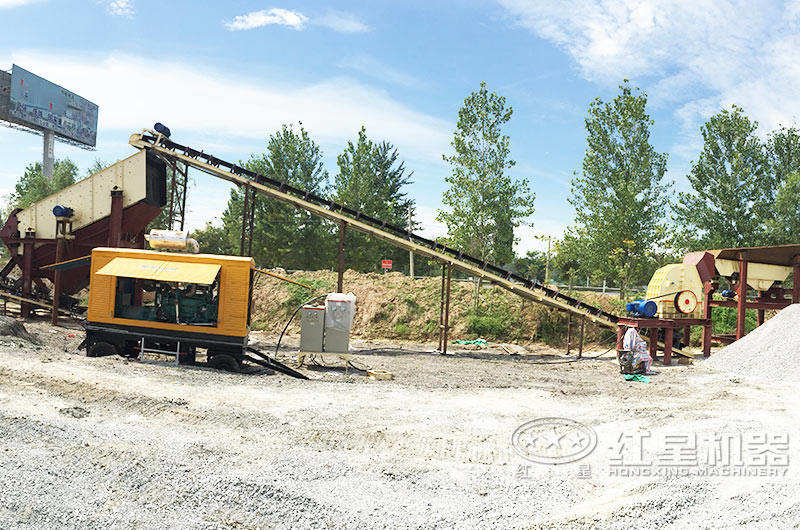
[545,235,551,285]
[408,206,414,278]
[43,130,54,180]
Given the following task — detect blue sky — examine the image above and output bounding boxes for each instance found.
[2,0,799,255]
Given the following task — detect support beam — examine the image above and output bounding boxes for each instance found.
[578,316,585,358]
[663,327,673,366]
[793,255,800,304]
[108,189,123,247]
[337,220,346,293]
[736,252,748,340]
[648,328,658,362]
[408,206,414,278]
[438,264,446,352]
[240,185,251,256]
[50,221,66,326]
[442,264,451,355]
[566,313,572,355]
[21,230,35,318]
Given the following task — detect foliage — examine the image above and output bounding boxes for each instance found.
[190,222,235,255]
[466,313,512,339]
[766,171,800,244]
[673,105,771,250]
[566,82,670,298]
[282,276,331,313]
[764,126,800,244]
[8,159,79,211]
[438,81,535,266]
[209,123,334,268]
[332,126,416,272]
[511,250,548,282]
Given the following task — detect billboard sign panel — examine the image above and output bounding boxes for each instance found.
[0,70,10,123]
[8,64,98,147]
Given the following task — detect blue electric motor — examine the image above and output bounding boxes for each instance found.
[154,122,171,138]
[626,299,658,318]
[52,205,74,218]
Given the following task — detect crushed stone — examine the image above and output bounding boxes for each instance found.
[706,303,800,382]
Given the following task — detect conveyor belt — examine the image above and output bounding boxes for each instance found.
[129,131,619,330]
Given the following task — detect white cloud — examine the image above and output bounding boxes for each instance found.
[225,8,307,31]
[338,54,423,89]
[225,8,368,34]
[415,205,447,241]
[0,0,37,8]
[316,11,369,33]
[9,50,450,165]
[498,1,800,145]
[99,0,134,17]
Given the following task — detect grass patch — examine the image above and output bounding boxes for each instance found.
[282,277,332,313]
[393,323,410,337]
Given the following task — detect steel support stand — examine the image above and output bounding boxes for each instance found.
[240,185,251,256]
[442,264,451,355]
[578,316,585,358]
[108,189,124,247]
[21,230,35,318]
[337,220,346,293]
[702,281,714,357]
[663,327,673,365]
[566,313,572,354]
[648,328,659,362]
[50,218,69,326]
[246,192,255,257]
[793,255,800,304]
[736,251,748,340]
[437,264,446,352]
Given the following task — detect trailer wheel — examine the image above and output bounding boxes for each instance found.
[87,341,117,357]
[208,354,240,372]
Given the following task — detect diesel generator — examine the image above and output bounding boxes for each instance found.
[82,246,257,371]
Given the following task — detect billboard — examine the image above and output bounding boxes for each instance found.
[7,64,98,147]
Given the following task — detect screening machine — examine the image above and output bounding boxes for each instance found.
[81,246,306,378]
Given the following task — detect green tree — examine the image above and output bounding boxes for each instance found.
[190,221,235,255]
[764,126,800,244]
[8,159,79,210]
[765,172,800,244]
[438,82,535,266]
[218,123,333,268]
[674,105,770,250]
[567,82,670,298]
[332,126,415,272]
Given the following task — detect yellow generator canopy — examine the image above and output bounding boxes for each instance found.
[96,257,221,285]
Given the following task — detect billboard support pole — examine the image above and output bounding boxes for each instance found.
[43,130,54,180]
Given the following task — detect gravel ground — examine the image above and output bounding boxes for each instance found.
[0,319,798,528]
[706,303,800,383]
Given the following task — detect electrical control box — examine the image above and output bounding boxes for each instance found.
[323,293,355,354]
[300,305,325,352]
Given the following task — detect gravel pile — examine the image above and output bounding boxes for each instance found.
[707,303,800,382]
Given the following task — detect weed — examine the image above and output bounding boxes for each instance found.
[393,323,410,337]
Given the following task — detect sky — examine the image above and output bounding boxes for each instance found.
[2,0,800,256]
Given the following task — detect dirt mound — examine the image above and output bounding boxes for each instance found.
[250,269,621,346]
[0,316,41,344]
[707,303,800,381]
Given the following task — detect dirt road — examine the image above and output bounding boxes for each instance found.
[0,323,797,528]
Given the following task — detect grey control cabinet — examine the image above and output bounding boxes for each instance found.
[300,305,324,352]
